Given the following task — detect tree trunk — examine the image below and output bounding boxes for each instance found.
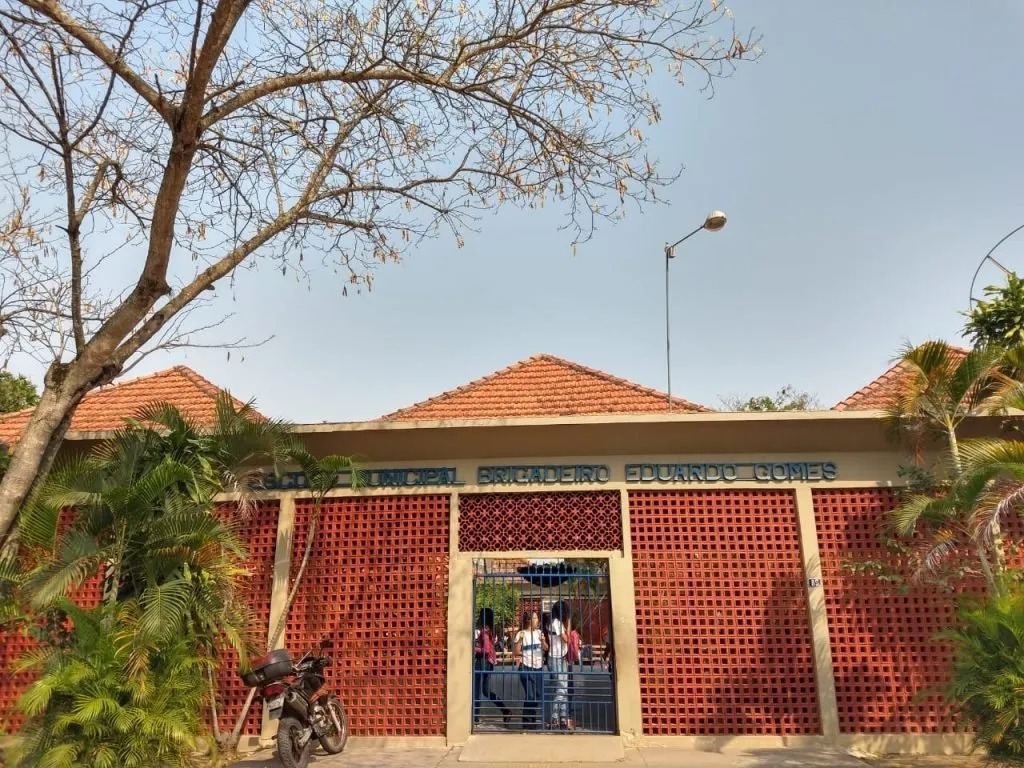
[977,541,996,590]
[990,517,1007,584]
[226,495,324,750]
[0,366,95,544]
[946,426,963,478]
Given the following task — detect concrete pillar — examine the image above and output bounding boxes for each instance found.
[446,493,474,745]
[609,488,643,744]
[794,486,840,742]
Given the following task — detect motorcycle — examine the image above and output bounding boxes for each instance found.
[240,638,348,768]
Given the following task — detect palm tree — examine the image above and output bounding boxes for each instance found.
[884,341,1010,474]
[15,395,295,639]
[885,341,1017,587]
[939,377,1024,580]
[6,396,297,759]
[18,453,252,659]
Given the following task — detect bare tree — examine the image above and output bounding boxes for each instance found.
[0,0,758,539]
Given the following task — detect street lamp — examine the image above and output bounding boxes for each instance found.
[664,210,728,410]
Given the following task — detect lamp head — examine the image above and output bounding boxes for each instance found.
[703,210,727,232]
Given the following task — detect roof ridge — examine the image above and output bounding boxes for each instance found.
[832,360,907,411]
[170,365,255,414]
[533,353,712,413]
[381,353,711,420]
[0,364,259,428]
[382,356,541,420]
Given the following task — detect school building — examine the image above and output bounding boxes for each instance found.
[0,353,999,755]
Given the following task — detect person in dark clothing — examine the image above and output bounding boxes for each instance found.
[474,607,512,725]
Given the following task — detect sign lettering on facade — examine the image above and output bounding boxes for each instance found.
[259,461,838,489]
[477,464,611,485]
[260,467,461,490]
[623,461,838,484]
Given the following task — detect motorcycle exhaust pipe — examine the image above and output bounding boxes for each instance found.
[284,690,309,720]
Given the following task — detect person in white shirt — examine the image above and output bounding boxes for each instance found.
[548,601,572,730]
[514,611,546,730]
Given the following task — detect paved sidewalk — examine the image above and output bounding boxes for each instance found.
[232,740,986,768]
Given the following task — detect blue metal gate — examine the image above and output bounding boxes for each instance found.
[471,559,616,734]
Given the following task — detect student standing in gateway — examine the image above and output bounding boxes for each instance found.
[548,602,572,731]
[514,611,546,730]
[474,608,512,725]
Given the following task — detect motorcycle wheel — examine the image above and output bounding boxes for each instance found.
[277,716,314,768]
[318,696,349,754]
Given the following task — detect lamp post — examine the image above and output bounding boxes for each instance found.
[968,223,1024,311]
[665,210,727,410]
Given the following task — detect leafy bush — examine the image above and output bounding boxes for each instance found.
[945,576,1024,762]
[966,272,1024,349]
[11,602,208,768]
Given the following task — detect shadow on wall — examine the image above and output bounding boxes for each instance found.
[824,499,960,735]
[285,496,451,736]
[697,570,821,738]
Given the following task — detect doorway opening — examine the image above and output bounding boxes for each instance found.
[471,558,616,734]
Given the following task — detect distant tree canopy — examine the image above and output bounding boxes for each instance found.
[965,272,1024,348]
[0,372,39,414]
[720,386,821,412]
[0,373,40,479]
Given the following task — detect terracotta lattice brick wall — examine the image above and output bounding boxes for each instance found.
[813,488,958,733]
[213,500,280,737]
[0,578,106,733]
[458,491,622,551]
[629,490,820,736]
[286,495,450,736]
[1,513,105,734]
[0,622,35,732]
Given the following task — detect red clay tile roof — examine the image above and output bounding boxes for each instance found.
[382,354,710,421]
[0,366,256,444]
[832,360,910,411]
[833,346,969,411]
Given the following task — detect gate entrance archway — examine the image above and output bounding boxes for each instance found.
[471,558,616,734]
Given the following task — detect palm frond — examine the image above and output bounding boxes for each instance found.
[889,492,956,536]
[884,341,1008,457]
[25,530,105,608]
[137,578,192,643]
[36,742,79,768]
[18,456,103,549]
[912,526,962,579]
[129,401,199,437]
[952,345,1009,412]
[119,459,196,510]
[973,479,1024,546]
[289,448,361,494]
[960,438,1024,473]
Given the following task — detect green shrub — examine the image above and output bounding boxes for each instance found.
[11,602,208,768]
[946,577,1024,762]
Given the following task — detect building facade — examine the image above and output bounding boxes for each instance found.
[0,355,996,754]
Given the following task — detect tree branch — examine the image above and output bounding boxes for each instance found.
[16,0,173,123]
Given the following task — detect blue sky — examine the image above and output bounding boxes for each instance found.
[18,1,1024,422]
